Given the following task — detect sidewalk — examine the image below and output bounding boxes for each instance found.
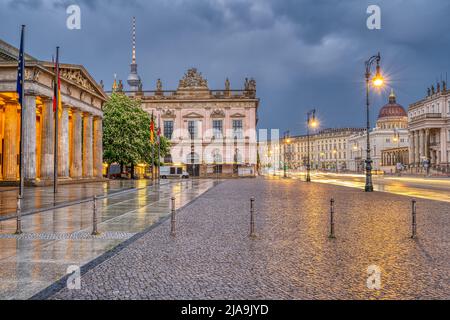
[0,179,218,299]
[0,180,155,218]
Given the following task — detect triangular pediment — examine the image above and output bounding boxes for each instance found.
[0,38,37,62]
[41,62,107,100]
[183,112,204,119]
[230,112,245,118]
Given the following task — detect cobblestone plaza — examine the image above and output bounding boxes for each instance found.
[39,178,449,300]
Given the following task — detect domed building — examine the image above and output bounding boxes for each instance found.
[376,90,408,129]
[348,90,409,173]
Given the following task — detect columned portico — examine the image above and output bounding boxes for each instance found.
[40,98,54,180]
[58,105,70,178]
[82,113,93,178]
[3,100,18,180]
[93,117,103,178]
[23,95,37,182]
[408,82,450,173]
[70,108,83,179]
[0,37,107,185]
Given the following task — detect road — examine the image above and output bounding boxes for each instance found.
[266,171,450,203]
[48,178,450,300]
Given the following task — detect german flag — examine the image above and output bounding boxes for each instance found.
[150,111,155,143]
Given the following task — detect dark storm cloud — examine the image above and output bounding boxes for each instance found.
[1,0,450,134]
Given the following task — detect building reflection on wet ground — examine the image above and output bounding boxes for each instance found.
[0,179,217,299]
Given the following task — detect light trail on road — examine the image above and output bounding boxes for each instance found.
[265,171,450,203]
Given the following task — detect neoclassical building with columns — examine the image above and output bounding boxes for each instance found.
[408,81,450,173]
[0,39,106,185]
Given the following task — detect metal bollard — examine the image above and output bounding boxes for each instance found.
[329,198,335,238]
[250,197,256,238]
[411,199,417,239]
[15,195,23,235]
[92,196,100,236]
[170,196,176,236]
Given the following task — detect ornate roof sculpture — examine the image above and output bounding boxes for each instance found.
[178,68,209,89]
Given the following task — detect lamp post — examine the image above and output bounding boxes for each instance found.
[273,146,278,176]
[332,149,338,173]
[267,149,272,176]
[319,152,325,171]
[393,128,400,175]
[364,52,384,192]
[283,131,291,178]
[306,109,317,182]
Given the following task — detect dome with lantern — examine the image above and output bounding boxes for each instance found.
[376,89,408,129]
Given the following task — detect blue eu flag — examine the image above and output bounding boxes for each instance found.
[16,25,25,107]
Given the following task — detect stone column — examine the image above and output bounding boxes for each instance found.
[418,130,424,163]
[23,95,37,181]
[425,129,430,160]
[70,108,82,179]
[3,101,18,180]
[408,132,414,166]
[58,105,70,178]
[93,117,103,178]
[39,99,55,180]
[414,131,420,166]
[82,113,93,178]
[441,129,447,163]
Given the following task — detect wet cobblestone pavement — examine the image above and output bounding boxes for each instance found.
[49,177,449,300]
[0,179,216,299]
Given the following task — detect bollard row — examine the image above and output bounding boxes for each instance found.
[92,196,100,236]
[329,198,335,238]
[250,197,256,238]
[411,199,417,239]
[15,195,23,235]
[170,196,176,236]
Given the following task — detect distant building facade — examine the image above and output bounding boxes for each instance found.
[347,90,409,172]
[0,38,106,185]
[287,127,365,171]
[408,81,450,173]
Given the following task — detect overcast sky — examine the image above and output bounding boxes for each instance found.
[1,0,450,135]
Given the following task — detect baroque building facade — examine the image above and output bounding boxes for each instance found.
[408,81,450,173]
[113,19,259,177]
[114,68,259,177]
[0,38,106,185]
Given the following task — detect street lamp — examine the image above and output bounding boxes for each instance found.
[320,152,325,171]
[393,128,400,175]
[283,131,291,178]
[364,52,384,192]
[306,109,317,182]
[273,146,278,176]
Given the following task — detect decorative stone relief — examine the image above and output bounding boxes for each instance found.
[25,68,40,81]
[161,108,176,118]
[60,68,95,92]
[211,109,225,118]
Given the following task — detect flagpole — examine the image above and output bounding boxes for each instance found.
[18,25,25,199]
[157,114,161,184]
[53,46,59,194]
